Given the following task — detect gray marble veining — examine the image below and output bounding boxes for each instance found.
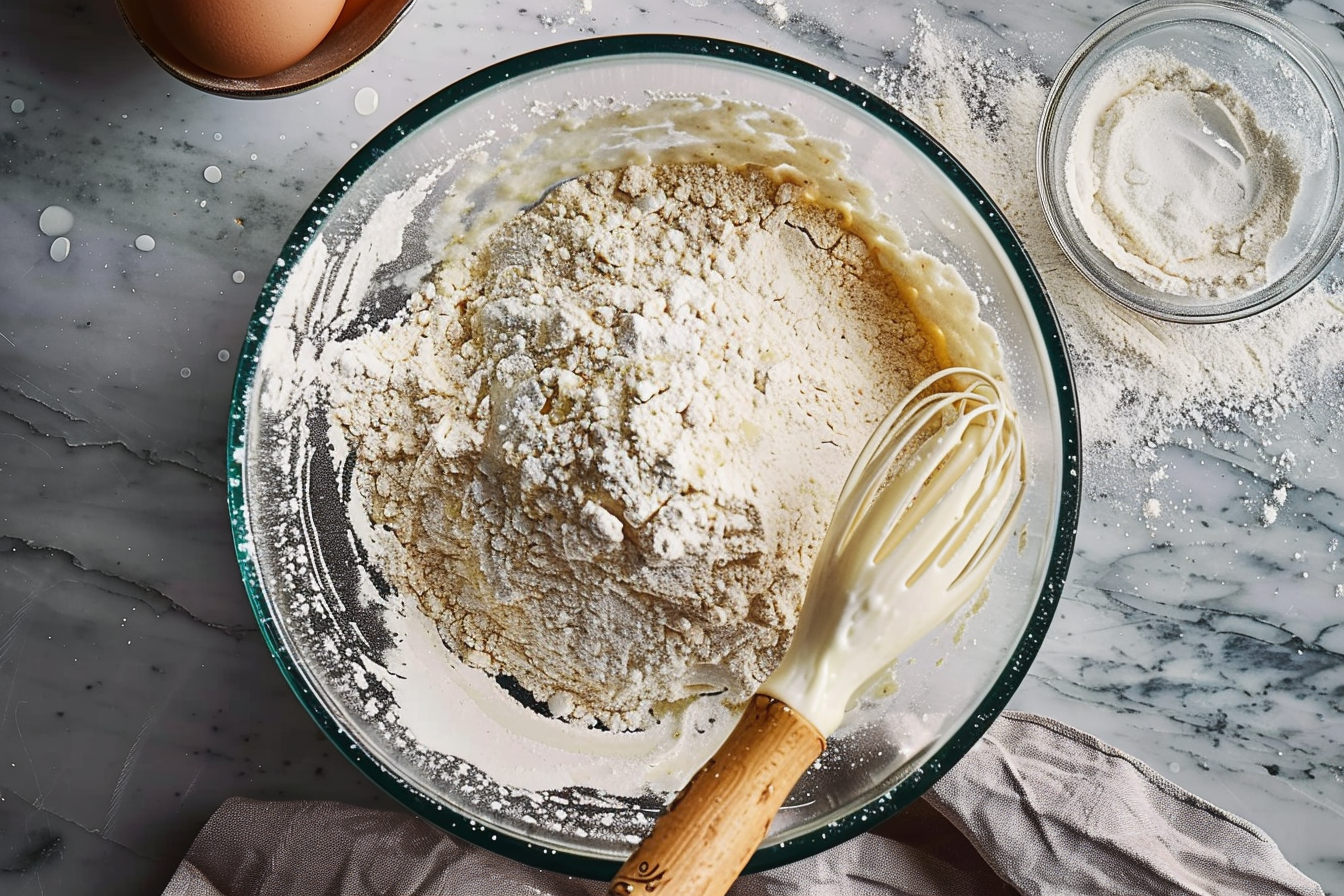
[3,0,1342,893]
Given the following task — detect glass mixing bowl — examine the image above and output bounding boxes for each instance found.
[228,36,1080,878]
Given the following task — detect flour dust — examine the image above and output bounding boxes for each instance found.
[870,15,1344,512]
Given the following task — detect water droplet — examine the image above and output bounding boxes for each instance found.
[232,270,245,283]
[204,165,223,184]
[355,87,379,116]
[39,205,74,236]
[250,153,258,161]
[180,367,192,378]
[213,132,223,141]
[134,234,156,251]
[217,349,231,362]
[10,99,24,114]
[50,236,71,262]
[199,200,208,208]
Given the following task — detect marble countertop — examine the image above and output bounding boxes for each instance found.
[2,1,1341,893]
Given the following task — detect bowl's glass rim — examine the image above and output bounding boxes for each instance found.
[226,33,1081,880]
[1035,0,1344,324]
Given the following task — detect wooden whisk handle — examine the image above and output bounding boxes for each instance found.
[609,694,825,896]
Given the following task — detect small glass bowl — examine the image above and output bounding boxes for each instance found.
[1038,0,1344,323]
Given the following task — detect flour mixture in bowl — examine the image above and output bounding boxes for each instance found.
[330,162,946,732]
[232,38,1076,877]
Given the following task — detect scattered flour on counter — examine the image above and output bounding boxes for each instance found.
[871,16,1344,499]
[331,162,945,732]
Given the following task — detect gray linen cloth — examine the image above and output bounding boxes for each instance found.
[162,712,1322,896]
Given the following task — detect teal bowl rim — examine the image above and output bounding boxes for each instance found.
[226,33,1081,881]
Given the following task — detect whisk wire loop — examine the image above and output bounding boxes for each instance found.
[879,400,1003,560]
[831,389,967,556]
[951,414,1026,594]
[762,365,1027,741]
[817,367,1023,600]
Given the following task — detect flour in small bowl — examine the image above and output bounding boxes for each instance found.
[331,162,945,731]
[875,14,1344,504]
[1066,47,1301,298]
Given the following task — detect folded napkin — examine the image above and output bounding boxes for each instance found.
[162,712,1322,896]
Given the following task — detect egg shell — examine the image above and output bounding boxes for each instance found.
[333,0,378,31]
[148,0,345,80]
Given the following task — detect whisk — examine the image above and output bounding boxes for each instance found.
[609,367,1026,896]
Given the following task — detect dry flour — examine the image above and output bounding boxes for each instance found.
[873,16,1344,498]
[1067,48,1301,298]
[331,163,942,731]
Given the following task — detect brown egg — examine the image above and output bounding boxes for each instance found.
[147,0,345,79]
[332,0,378,31]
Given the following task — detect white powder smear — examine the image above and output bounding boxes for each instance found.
[875,16,1344,495]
